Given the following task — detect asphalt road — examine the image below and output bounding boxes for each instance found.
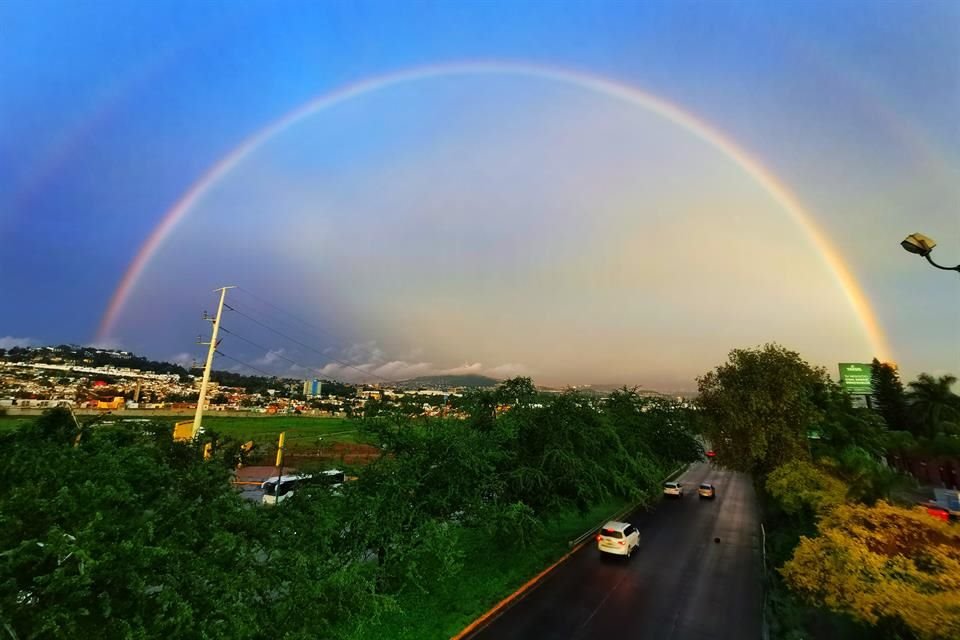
[471,462,762,640]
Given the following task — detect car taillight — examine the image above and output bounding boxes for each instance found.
[927,507,949,521]
[596,534,602,541]
[618,540,624,545]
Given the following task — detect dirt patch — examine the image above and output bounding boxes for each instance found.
[286,442,382,465]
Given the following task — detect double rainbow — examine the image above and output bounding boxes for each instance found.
[97,61,891,361]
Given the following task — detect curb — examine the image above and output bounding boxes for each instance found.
[449,539,589,640]
[451,462,691,639]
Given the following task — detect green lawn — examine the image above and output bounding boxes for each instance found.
[345,495,636,640]
[0,416,36,432]
[0,414,359,446]
[190,415,358,446]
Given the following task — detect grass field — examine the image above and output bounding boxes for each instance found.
[0,416,36,432]
[190,415,358,445]
[0,414,359,446]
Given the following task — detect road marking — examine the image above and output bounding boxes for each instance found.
[569,561,635,639]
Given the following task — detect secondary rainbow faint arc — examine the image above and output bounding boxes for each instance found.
[97,61,893,361]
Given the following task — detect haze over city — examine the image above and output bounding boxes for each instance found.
[1,1,958,388]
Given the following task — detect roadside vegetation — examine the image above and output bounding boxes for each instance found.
[697,344,960,640]
[0,379,701,639]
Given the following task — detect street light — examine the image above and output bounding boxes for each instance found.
[901,233,960,274]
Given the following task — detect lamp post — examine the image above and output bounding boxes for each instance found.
[901,233,960,275]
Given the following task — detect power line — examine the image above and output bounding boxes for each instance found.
[235,286,344,344]
[222,303,398,384]
[220,326,331,380]
[214,350,278,379]
[232,287,393,369]
[228,293,342,358]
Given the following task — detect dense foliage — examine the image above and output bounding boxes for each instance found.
[765,461,846,516]
[0,381,701,639]
[905,373,960,438]
[781,502,960,640]
[0,411,383,639]
[871,359,910,433]
[697,342,960,640]
[696,344,829,475]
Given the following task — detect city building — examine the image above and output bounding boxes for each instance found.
[303,379,322,398]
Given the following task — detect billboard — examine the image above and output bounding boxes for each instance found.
[838,363,873,395]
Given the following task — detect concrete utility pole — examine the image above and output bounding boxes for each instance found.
[192,286,234,439]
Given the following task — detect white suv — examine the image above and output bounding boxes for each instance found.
[596,521,640,557]
[663,481,683,497]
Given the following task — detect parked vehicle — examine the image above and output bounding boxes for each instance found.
[663,481,683,497]
[698,483,716,499]
[261,469,344,504]
[596,520,640,557]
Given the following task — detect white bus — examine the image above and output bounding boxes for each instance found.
[261,469,345,505]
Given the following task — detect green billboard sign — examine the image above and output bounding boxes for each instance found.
[838,362,873,395]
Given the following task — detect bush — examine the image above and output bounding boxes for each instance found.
[781,501,960,640]
[766,460,846,516]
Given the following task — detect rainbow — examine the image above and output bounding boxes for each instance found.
[97,61,892,361]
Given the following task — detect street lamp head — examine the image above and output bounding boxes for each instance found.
[901,233,937,257]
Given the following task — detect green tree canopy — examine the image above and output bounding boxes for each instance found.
[0,410,381,639]
[696,344,827,475]
[496,376,538,405]
[870,359,911,432]
[905,373,960,438]
[810,380,888,457]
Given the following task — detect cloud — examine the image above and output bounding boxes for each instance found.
[85,337,125,350]
[248,348,311,376]
[0,336,36,349]
[486,363,533,378]
[225,341,530,383]
[307,358,527,384]
[168,352,196,368]
[343,341,386,365]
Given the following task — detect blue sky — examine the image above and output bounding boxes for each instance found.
[0,1,957,388]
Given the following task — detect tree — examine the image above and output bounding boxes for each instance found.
[905,373,960,438]
[823,446,902,505]
[870,359,911,432]
[780,501,960,639]
[496,377,538,406]
[696,344,828,476]
[604,389,703,466]
[812,381,887,458]
[461,388,498,431]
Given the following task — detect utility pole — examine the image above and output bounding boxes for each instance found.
[192,286,234,439]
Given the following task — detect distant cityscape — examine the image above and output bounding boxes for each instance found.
[1,344,678,417]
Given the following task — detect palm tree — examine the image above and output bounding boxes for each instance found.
[905,373,960,438]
